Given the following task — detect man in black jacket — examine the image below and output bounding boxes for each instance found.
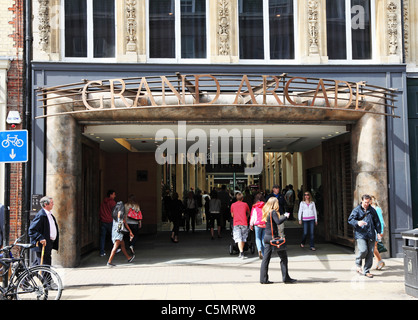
[348,194,382,278]
[29,196,59,266]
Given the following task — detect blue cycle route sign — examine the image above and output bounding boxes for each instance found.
[0,130,28,163]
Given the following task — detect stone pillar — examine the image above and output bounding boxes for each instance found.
[46,97,81,268]
[351,105,389,256]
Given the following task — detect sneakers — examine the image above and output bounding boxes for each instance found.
[238,252,247,259]
[107,262,116,267]
[128,255,135,263]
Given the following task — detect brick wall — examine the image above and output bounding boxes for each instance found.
[3,0,25,244]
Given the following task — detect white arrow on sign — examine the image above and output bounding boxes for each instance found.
[10,149,16,160]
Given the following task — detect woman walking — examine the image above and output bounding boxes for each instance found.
[298,191,318,251]
[250,193,266,259]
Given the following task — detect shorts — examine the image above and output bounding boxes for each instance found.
[233,225,248,243]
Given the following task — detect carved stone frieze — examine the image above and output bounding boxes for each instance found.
[387,2,398,56]
[126,0,137,52]
[308,0,319,55]
[403,0,409,60]
[217,0,230,56]
[38,0,50,52]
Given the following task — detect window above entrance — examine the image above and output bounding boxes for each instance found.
[326,0,375,62]
[62,0,116,61]
[238,0,296,62]
[147,0,208,62]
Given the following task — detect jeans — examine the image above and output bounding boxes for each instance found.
[355,238,375,274]
[301,220,315,248]
[100,221,113,255]
[254,226,265,256]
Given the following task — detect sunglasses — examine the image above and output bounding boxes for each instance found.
[304,194,310,196]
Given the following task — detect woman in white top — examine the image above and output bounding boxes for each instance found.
[298,191,318,251]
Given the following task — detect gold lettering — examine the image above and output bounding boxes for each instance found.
[285,77,308,106]
[334,80,353,108]
[234,75,257,104]
[109,79,131,108]
[194,74,221,104]
[133,77,157,107]
[82,80,104,110]
[311,79,330,107]
[262,75,283,105]
[161,76,184,105]
[355,81,367,110]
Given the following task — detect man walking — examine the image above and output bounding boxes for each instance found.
[230,192,250,259]
[28,196,59,266]
[99,190,116,256]
[348,194,382,278]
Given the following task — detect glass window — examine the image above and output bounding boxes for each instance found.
[65,0,87,57]
[93,0,115,58]
[326,0,346,60]
[64,0,115,59]
[149,0,207,60]
[181,0,207,59]
[238,0,295,61]
[149,0,176,58]
[326,0,373,60]
[269,0,294,59]
[351,0,371,59]
[239,0,264,60]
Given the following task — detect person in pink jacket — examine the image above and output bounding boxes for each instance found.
[250,193,266,259]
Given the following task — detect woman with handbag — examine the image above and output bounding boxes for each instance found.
[125,194,142,253]
[260,197,296,284]
[107,201,135,267]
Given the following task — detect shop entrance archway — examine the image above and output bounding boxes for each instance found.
[37,73,397,267]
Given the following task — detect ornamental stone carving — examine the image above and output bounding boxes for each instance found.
[403,0,409,60]
[38,0,50,52]
[387,2,398,56]
[126,0,137,52]
[218,0,230,56]
[308,0,319,55]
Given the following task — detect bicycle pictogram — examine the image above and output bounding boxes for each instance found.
[1,134,24,148]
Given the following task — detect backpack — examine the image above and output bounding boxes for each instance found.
[112,201,125,221]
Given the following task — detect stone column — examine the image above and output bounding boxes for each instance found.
[46,97,81,268]
[351,104,389,256]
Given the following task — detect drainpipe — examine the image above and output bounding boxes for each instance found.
[23,0,32,244]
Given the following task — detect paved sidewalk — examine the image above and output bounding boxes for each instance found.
[54,227,416,301]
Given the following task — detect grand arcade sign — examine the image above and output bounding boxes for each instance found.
[38,73,398,118]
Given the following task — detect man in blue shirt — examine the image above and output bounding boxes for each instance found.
[348,194,382,278]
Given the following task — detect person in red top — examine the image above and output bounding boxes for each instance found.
[230,192,250,259]
[99,190,116,257]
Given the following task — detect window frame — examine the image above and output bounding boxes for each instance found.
[237,0,299,64]
[146,0,210,63]
[60,0,117,62]
[327,0,376,64]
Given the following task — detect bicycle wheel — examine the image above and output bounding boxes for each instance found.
[15,266,63,300]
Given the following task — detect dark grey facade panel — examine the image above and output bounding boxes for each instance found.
[31,62,412,257]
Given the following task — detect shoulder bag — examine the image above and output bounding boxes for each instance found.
[269,211,286,248]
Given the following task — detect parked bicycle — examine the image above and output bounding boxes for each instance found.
[0,235,63,300]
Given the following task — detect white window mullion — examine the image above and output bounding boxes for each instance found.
[345,0,352,61]
[175,0,181,61]
[263,0,269,61]
[87,0,94,59]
